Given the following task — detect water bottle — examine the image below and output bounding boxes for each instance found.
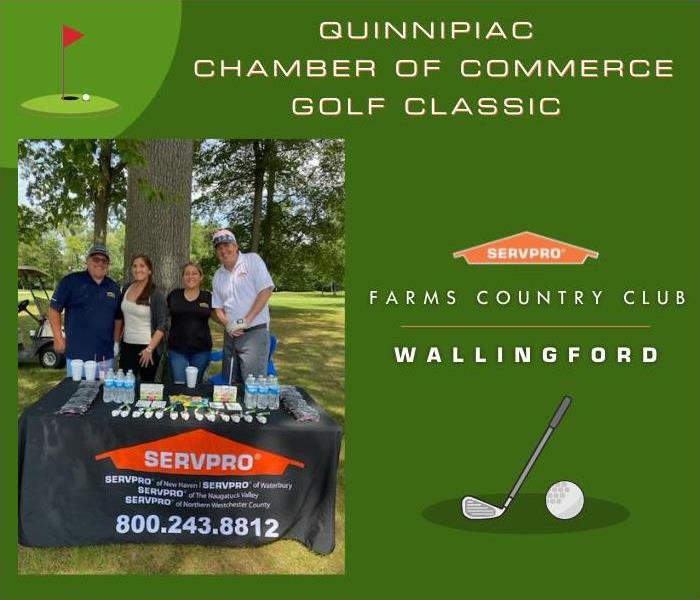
[244,374,256,410]
[125,370,136,404]
[256,375,267,410]
[115,369,125,405]
[269,375,280,410]
[104,368,115,403]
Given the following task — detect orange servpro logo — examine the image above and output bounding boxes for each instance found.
[95,429,305,477]
[453,231,598,265]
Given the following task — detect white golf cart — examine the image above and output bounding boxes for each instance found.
[18,266,65,369]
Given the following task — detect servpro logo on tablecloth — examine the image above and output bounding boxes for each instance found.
[452,231,599,265]
[95,429,305,476]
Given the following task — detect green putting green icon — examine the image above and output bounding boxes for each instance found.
[20,25,119,116]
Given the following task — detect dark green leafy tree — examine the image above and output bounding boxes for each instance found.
[18,139,142,244]
[194,139,344,291]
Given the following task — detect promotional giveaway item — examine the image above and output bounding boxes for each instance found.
[56,381,102,416]
[213,385,237,404]
[139,384,165,402]
[281,386,321,422]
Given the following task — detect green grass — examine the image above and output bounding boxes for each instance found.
[20,94,119,116]
[17,292,345,574]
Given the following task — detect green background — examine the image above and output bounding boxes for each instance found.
[3,1,698,598]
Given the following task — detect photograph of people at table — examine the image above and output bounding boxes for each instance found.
[118,254,168,383]
[17,138,345,576]
[166,261,213,385]
[48,243,123,379]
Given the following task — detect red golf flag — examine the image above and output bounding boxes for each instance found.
[62,25,84,48]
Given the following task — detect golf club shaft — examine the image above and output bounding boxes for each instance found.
[506,395,572,501]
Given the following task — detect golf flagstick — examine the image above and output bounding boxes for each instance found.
[502,395,572,509]
[462,395,572,519]
[61,25,85,100]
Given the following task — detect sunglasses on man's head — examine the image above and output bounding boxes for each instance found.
[90,255,109,264]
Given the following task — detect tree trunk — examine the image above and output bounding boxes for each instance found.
[250,140,269,253]
[93,140,112,244]
[261,140,276,258]
[124,139,193,292]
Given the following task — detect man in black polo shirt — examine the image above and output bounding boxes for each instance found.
[48,244,123,376]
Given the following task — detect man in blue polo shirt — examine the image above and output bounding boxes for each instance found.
[48,244,123,376]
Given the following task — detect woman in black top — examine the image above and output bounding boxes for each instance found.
[167,262,213,384]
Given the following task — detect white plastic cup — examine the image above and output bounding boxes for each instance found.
[97,361,108,381]
[84,360,97,381]
[185,366,198,388]
[71,359,84,381]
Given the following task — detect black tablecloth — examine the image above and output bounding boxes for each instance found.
[19,379,342,554]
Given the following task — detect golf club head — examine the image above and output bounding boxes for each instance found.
[462,496,505,520]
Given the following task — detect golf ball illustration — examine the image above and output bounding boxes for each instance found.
[546,481,584,519]
[82,93,90,101]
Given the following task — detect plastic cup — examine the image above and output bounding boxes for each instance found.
[84,360,97,381]
[71,359,84,381]
[185,366,198,388]
[98,361,108,381]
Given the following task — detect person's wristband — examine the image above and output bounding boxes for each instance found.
[144,347,153,353]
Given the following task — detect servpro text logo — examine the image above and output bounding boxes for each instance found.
[95,429,305,477]
[453,231,599,265]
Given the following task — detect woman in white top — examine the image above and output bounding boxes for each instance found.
[119,254,168,382]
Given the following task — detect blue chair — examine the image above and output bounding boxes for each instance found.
[208,334,277,384]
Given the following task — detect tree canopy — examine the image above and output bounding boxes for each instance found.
[18,138,345,292]
[194,139,345,290]
[18,139,144,244]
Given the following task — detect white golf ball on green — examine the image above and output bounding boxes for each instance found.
[82,93,90,101]
[546,481,584,519]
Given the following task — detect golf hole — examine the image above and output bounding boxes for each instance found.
[61,96,80,101]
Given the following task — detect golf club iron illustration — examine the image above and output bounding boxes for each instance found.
[462,395,572,520]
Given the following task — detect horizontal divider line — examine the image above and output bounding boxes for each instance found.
[400,325,652,329]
